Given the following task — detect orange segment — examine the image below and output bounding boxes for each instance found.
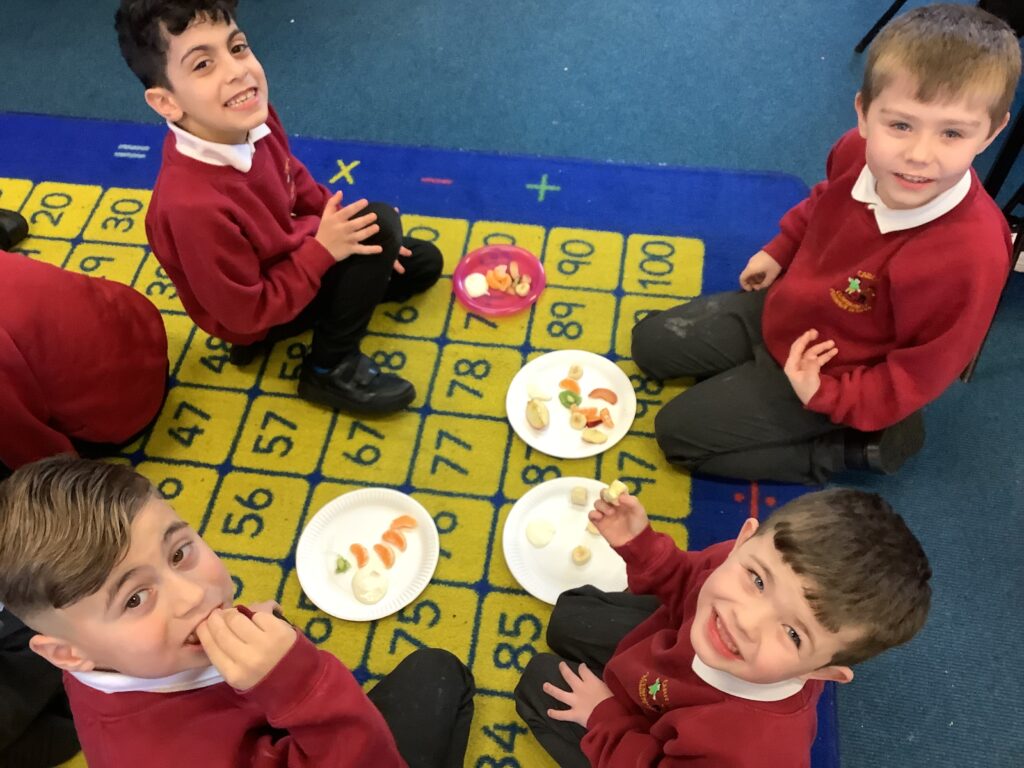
[349,543,369,568]
[390,515,419,530]
[558,378,581,394]
[373,543,396,569]
[382,528,407,552]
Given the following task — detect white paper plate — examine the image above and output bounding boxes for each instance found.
[502,477,628,604]
[296,488,439,621]
[505,350,637,459]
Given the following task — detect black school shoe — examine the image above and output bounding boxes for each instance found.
[845,411,926,475]
[0,209,29,250]
[298,352,415,414]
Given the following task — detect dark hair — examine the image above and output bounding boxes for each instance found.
[0,456,154,619]
[115,0,239,89]
[862,3,1021,134]
[755,489,932,666]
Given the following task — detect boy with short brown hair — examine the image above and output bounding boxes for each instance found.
[632,4,1022,483]
[515,488,932,767]
[0,456,474,768]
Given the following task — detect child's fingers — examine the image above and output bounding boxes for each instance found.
[546,706,579,723]
[337,198,370,218]
[398,246,412,258]
[352,243,384,255]
[321,190,343,215]
[804,339,836,357]
[344,211,378,230]
[196,621,235,673]
[221,609,263,644]
[349,224,381,244]
[392,259,406,274]
[558,661,583,687]
[542,681,575,705]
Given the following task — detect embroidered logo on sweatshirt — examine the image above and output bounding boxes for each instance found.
[637,672,671,712]
[830,271,876,313]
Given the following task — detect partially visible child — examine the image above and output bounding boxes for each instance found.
[0,248,168,477]
[515,488,931,767]
[0,457,474,768]
[631,4,1021,483]
[116,0,443,415]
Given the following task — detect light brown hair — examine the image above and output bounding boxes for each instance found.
[861,3,1021,134]
[755,489,931,666]
[0,456,154,620]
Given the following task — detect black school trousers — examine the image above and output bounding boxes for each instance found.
[368,648,475,768]
[242,203,443,368]
[514,586,660,768]
[630,290,846,484]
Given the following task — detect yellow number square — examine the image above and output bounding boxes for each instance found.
[279,569,372,666]
[322,413,420,485]
[411,415,507,494]
[203,472,310,559]
[365,584,477,676]
[82,188,152,245]
[145,386,248,464]
[402,215,470,275]
[411,491,493,583]
[134,460,220,530]
[466,221,546,256]
[233,395,332,475]
[446,302,530,347]
[134,252,183,312]
[529,286,616,353]
[11,237,71,268]
[620,360,689,435]
[430,343,521,417]
[176,329,259,391]
[362,336,439,410]
[65,242,146,286]
[162,313,195,372]
[369,277,452,339]
[468,694,557,768]
[261,332,310,395]
[473,593,552,694]
[221,556,287,606]
[614,295,691,359]
[602,434,691,534]
[22,182,102,239]
[623,234,704,297]
[0,178,33,211]
[501,441,598,503]
[488,501,519,591]
[543,227,623,291]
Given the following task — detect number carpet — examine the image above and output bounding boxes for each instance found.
[0,112,837,768]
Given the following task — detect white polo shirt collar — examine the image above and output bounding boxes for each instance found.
[168,121,272,173]
[70,665,225,694]
[851,165,971,234]
[692,653,805,702]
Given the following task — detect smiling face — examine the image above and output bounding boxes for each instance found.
[30,497,235,678]
[692,518,861,685]
[855,70,1007,210]
[144,14,269,144]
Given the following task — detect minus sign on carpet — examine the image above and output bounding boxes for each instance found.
[420,177,454,185]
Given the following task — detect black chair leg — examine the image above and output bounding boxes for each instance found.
[855,0,910,53]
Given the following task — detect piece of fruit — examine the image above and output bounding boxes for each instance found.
[582,428,608,444]
[571,545,592,566]
[390,515,418,531]
[558,378,581,394]
[514,281,530,297]
[373,543,396,569]
[586,521,600,535]
[349,543,369,568]
[585,417,604,428]
[509,261,520,279]
[601,479,629,505]
[568,364,583,380]
[588,388,618,404]
[559,390,582,408]
[527,382,551,400]
[464,272,489,298]
[570,486,588,506]
[382,529,407,552]
[526,519,556,548]
[570,411,587,430]
[600,408,614,428]
[335,555,351,574]
[526,398,550,429]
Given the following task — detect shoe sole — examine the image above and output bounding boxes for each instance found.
[297,378,416,414]
[865,413,925,474]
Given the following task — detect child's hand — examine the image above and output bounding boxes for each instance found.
[784,329,838,404]
[543,662,614,728]
[739,250,782,291]
[315,191,383,263]
[589,492,649,548]
[392,245,412,275]
[196,608,297,692]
